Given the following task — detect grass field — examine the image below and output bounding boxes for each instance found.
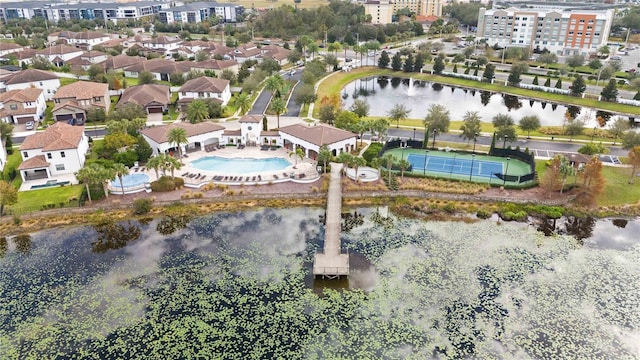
[12,185,84,215]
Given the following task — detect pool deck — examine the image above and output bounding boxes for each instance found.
[150,146,320,188]
[19,173,78,192]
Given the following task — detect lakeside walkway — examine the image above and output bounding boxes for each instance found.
[313,163,349,279]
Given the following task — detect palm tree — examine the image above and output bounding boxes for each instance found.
[163,154,182,179]
[387,104,410,128]
[264,74,285,97]
[558,155,575,194]
[75,163,112,203]
[289,147,305,168]
[270,96,287,129]
[317,145,333,174]
[235,93,252,115]
[397,158,410,179]
[167,127,189,164]
[76,165,97,203]
[146,154,164,179]
[112,163,129,195]
[336,152,353,176]
[352,156,367,180]
[382,154,396,185]
[186,99,209,123]
[353,120,369,147]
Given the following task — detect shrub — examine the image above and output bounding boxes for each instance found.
[500,210,527,222]
[150,176,177,192]
[174,177,185,188]
[363,142,383,164]
[476,209,492,219]
[133,198,153,215]
[578,142,608,155]
[442,202,457,214]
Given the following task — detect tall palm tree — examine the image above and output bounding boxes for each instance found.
[382,153,396,185]
[235,93,252,115]
[336,152,353,176]
[75,165,97,204]
[146,154,164,179]
[269,96,287,129]
[264,74,285,97]
[167,127,189,164]
[397,159,410,179]
[162,154,182,179]
[112,163,130,195]
[186,99,209,123]
[558,155,575,194]
[352,156,367,180]
[75,163,112,203]
[289,147,305,168]
[387,104,410,129]
[317,145,333,174]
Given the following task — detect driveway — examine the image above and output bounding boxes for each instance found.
[147,112,163,125]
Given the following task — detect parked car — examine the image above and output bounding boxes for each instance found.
[611,55,622,61]
[25,121,34,130]
[625,68,637,73]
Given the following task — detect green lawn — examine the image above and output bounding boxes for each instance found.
[59,77,78,87]
[598,166,640,207]
[11,185,84,215]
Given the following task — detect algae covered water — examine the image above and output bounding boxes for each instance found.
[0,209,638,359]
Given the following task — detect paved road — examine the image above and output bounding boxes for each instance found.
[248,68,303,116]
[248,87,272,115]
[384,128,629,157]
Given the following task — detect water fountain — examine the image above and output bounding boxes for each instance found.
[407,77,415,96]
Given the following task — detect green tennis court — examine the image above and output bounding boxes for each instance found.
[384,148,533,185]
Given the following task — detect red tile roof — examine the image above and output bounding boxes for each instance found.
[239,115,262,123]
[18,155,50,170]
[53,81,108,101]
[20,122,85,151]
[140,122,224,144]
[0,88,43,103]
[179,76,229,93]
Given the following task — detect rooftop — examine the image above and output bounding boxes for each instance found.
[20,122,85,152]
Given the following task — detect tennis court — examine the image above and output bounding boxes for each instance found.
[384,148,533,184]
[407,154,502,178]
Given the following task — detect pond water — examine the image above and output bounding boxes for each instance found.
[0,209,639,359]
[342,77,608,127]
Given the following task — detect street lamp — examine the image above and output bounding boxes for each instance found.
[503,134,508,148]
[469,154,475,181]
[432,129,438,150]
[503,156,511,186]
[472,132,478,154]
[591,126,597,142]
[423,150,429,175]
[413,128,416,141]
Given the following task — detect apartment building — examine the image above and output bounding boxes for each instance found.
[0,1,170,24]
[157,1,244,24]
[477,7,614,56]
[364,0,442,25]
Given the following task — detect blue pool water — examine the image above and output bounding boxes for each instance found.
[191,156,291,174]
[111,173,150,187]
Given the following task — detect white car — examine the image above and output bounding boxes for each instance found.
[25,121,35,130]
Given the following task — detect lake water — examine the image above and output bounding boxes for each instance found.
[0,209,638,359]
[342,77,605,127]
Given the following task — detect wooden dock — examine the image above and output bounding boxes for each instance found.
[313,163,349,279]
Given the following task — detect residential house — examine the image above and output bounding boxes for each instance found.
[35,44,84,66]
[123,58,193,81]
[230,43,261,63]
[0,48,37,66]
[279,123,357,159]
[141,122,225,156]
[65,50,109,72]
[18,122,89,183]
[117,84,170,114]
[139,35,181,54]
[48,31,112,50]
[177,76,231,110]
[258,45,292,66]
[52,81,110,123]
[0,69,60,100]
[190,59,239,76]
[0,42,26,57]
[101,54,146,72]
[0,88,46,125]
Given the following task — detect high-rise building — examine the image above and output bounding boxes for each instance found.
[157,2,244,24]
[364,0,443,25]
[477,7,614,55]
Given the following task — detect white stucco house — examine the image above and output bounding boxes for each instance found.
[279,123,357,159]
[35,44,84,66]
[177,76,231,110]
[0,69,61,100]
[140,122,225,156]
[18,122,89,184]
[0,88,47,125]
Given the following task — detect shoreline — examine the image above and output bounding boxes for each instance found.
[2,180,639,236]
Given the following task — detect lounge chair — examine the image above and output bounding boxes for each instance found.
[258,175,262,181]
[274,174,278,179]
[252,176,256,181]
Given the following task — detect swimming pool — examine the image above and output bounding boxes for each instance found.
[191,156,291,174]
[111,173,150,188]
